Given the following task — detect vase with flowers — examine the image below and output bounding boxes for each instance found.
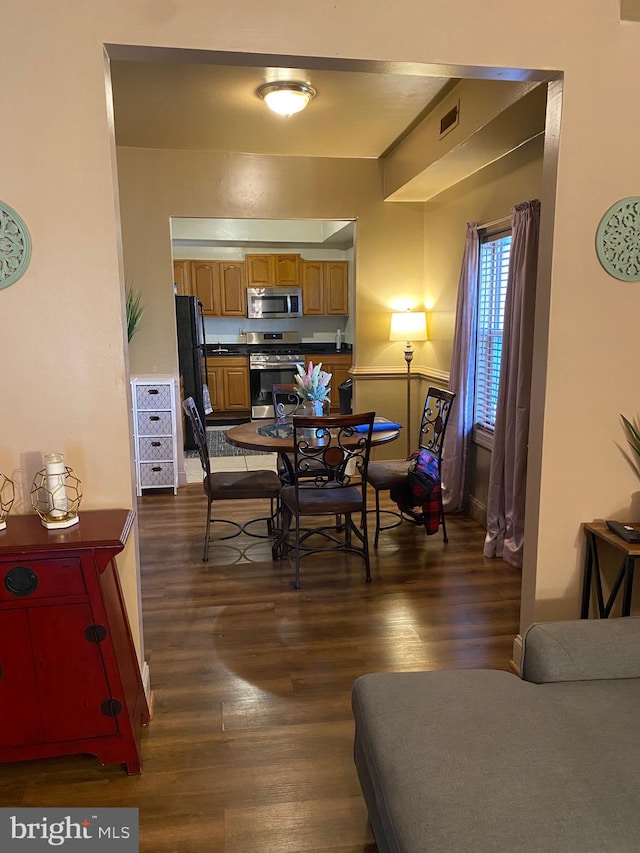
[294,361,332,417]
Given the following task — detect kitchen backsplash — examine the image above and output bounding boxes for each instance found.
[203,315,351,345]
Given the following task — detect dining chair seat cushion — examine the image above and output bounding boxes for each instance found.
[205,470,281,501]
[367,459,410,491]
[281,484,364,516]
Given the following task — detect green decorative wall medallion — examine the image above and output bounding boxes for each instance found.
[595,196,640,281]
[0,201,32,290]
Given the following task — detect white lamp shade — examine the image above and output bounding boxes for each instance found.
[389,311,428,343]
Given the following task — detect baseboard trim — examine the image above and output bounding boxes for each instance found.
[142,660,151,703]
[467,495,487,528]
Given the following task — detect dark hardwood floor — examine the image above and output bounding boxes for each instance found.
[0,484,521,852]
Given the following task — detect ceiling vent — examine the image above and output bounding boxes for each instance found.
[439,100,460,138]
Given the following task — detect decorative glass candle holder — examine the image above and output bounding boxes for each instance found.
[0,472,15,530]
[31,453,82,529]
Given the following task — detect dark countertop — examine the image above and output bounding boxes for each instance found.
[205,343,352,357]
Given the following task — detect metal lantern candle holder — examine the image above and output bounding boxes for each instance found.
[0,472,15,530]
[31,453,82,529]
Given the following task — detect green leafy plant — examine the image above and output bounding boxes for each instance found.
[126,285,144,342]
[621,414,640,478]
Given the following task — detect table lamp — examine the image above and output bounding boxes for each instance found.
[390,310,428,455]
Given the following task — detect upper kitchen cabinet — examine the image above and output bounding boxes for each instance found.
[301,260,349,315]
[275,254,301,286]
[246,254,301,287]
[219,262,246,316]
[175,260,246,316]
[191,261,220,314]
[173,260,192,297]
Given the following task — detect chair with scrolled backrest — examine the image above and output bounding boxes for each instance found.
[367,386,455,547]
[280,411,375,589]
[271,383,304,421]
[182,397,282,561]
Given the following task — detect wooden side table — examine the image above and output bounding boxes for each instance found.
[581,521,640,618]
[0,509,149,774]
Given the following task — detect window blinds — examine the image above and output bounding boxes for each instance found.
[474,233,511,432]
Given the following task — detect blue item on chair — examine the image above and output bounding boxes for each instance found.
[353,418,402,433]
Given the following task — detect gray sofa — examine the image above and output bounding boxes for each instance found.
[352,617,640,853]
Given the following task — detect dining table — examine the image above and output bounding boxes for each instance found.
[225,416,401,485]
[224,416,401,458]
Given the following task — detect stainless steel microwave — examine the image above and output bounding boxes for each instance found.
[247,287,303,319]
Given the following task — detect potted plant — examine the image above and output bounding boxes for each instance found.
[126,285,144,342]
[621,414,640,478]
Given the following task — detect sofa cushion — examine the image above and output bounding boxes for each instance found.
[352,669,640,853]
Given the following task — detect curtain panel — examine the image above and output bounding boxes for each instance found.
[441,222,479,513]
[483,199,541,568]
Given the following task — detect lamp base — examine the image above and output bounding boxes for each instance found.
[40,513,80,530]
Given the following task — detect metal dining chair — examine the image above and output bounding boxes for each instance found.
[280,411,375,589]
[182,397,282,561]
[367,386,455,547]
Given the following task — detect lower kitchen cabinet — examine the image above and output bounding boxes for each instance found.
[205,357,250,415]
[315,353,352,412]
[0,510,150,774]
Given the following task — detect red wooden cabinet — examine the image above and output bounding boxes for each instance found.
[0,509,149,774]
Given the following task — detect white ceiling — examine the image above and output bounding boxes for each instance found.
[110,60,454,159]
[109,53,547,245]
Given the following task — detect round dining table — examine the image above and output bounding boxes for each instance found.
[224,418,401,456]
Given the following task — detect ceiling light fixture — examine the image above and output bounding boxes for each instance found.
[256,81,317,117]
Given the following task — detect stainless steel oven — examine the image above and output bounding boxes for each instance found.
[247,332,304,419]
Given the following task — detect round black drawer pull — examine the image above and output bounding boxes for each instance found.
[151,466,162,472]
[147,389,159,395]
[84,625,108,644]
[149,415,160,421]
[101,698,123,717]
[151,441,161,447]
[4,566,39,597]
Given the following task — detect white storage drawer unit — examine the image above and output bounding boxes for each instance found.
[131,377,178,496]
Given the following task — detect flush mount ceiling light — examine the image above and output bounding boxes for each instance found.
[256,81,317,117]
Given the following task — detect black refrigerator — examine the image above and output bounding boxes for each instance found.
[175,295,211,450]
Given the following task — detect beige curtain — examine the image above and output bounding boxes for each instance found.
[442,222,479,513]
[484,200,540,568]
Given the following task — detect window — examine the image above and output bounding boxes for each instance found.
[474,231,511,436]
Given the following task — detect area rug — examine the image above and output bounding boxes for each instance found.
[185,426,264,458]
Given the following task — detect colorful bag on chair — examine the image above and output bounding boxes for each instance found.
[390,449,442,535]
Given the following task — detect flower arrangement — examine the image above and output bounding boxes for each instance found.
[295,361,332,402]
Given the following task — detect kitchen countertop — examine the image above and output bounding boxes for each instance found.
[205,343,352,357]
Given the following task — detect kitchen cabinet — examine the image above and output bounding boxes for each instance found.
[301,260,349,315]
[173,260,192,296]
[0,509,150,775]
[204,357,250,414]
[175,261,246,316]
[246,254,301,287]
[191,261,220,314]
[219,262,247,316]
[132,377,179,496]
[315,353,352,412]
